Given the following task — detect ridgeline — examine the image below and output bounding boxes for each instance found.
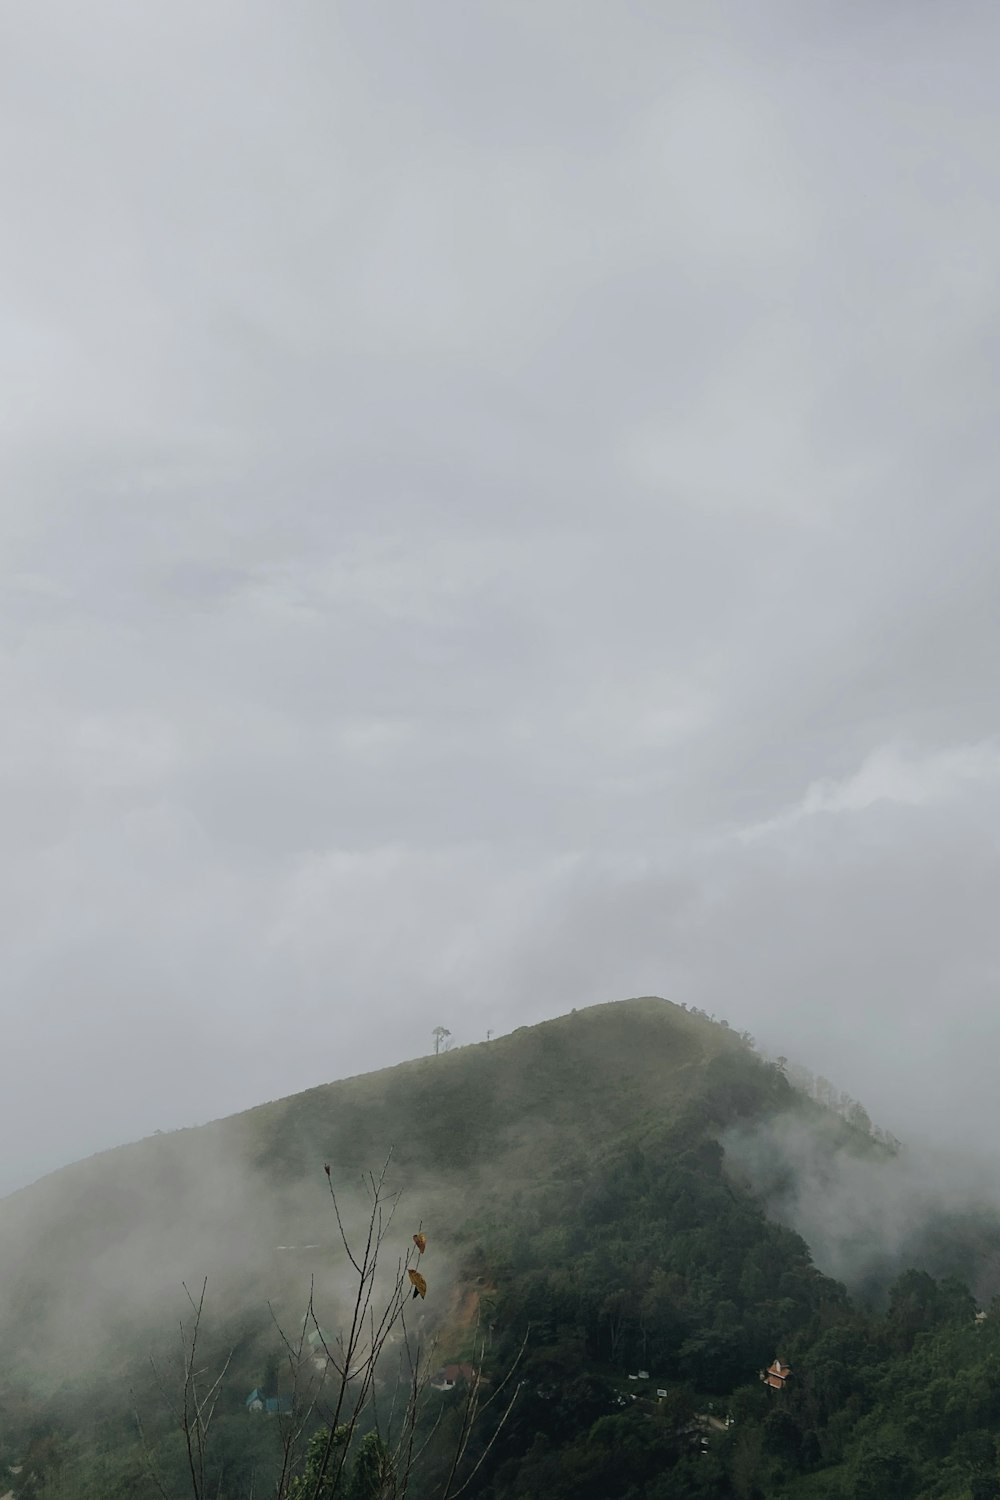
[2,998,999,1499]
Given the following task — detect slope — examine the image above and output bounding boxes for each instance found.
[0,994,760,1379]
[2,997,993,1500]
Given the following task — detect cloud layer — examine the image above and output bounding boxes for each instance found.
[3,4,1000,1190]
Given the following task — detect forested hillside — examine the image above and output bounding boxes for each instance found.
[2,999,1000,1498]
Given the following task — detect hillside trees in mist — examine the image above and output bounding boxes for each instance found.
[782,1060,899,1151]
[10,1000,1000,1499]
[119,1158,522,1500]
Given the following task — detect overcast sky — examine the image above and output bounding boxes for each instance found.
[3,3,1000,1194]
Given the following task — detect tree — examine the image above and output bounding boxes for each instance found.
[853,1448,916,1500]
[136,1278,233,1500]
[432,1027,452,1056]
[345,1432,396,1500]
[141,1155,524,1500]
[289,1428,348,1500]
[814,1076,836,1108]
[729,1423,765,1500]
[598,1289,632,1365]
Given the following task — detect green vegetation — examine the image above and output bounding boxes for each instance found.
[2,998,1000,1497]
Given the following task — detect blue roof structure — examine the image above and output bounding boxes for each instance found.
[246,1388,292,1414]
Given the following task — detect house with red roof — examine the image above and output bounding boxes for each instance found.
[762,1359,791,1390]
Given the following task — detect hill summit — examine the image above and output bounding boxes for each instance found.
[4,998,1000,1500]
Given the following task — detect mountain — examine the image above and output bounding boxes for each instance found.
[0,997,778,1362]
[2,998,1000,1499]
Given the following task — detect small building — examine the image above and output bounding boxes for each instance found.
[762,1359,792,1390]
[246,1388,292,1416]
[430,1363,477,1392]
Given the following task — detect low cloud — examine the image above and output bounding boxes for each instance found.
[4,4,1000,1195]
[723,1110,1000,1301]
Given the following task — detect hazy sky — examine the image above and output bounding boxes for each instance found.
[3,3,1000,1194]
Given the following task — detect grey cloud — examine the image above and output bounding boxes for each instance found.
[3,4,1000,1194]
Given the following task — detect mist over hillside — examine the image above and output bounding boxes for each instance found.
[4,998,1000,1498]
[725,1110,1000,1302]
[2,997,994,1358]
[3,998,764,1373]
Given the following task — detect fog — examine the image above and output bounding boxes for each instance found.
[4,3,1000,1193]
[722,1102,1000,1302]
[0,1111,461,1405]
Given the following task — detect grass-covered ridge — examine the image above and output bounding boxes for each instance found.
[3,997,1000,1498]
[0,995,754,1329]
